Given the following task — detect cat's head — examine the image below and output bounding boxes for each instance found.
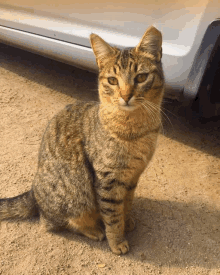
[90,26,164,113]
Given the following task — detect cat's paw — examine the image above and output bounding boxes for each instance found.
[83,227,105,241]
[125,217,136,232]
[109,240,129,255]
[93,227,105,241]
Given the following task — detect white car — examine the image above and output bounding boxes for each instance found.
[0,0,219,117]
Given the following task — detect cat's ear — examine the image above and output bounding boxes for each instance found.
[135,26,162,62]
[90,34,115,69]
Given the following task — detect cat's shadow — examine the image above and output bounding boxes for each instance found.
[128,197,220,268]
[51,197,219,268]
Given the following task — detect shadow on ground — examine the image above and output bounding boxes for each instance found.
[162,99,220,159]
[36,196,219,269]
[129,197,220,268]
[0,43,99,102]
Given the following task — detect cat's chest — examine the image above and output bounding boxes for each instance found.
[91,137,153,184]
[91,135,154,176]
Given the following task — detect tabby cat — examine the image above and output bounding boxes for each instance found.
[0,26,164,255]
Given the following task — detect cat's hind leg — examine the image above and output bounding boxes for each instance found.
[67,210,105,241]
[39,212,65,232]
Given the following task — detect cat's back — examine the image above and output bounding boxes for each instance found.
[32,100,100,224]
[38,100,99,166]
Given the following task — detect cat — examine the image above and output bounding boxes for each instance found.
[0,26,164,255]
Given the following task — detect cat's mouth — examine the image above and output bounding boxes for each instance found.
[119,104,138,111]
[118,97,138,112]
[118,97,138,111]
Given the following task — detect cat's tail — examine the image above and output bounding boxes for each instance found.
[0,190,39,220]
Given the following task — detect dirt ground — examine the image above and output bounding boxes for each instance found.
[0,43,219,275]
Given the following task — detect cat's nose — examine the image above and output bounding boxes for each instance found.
[121,94,133,104]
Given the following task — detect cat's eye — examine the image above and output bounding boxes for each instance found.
[108,77,118,85]
[135,73,148,83]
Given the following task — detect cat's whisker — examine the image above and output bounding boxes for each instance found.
[148,100,174,131]
[142,102,165,135]
[145,101,168,124]
[158,100,178,119]
[161,104,179,119]
[151,105,171,135]
[141,103,161,132]
[144,101,166,135]
[146,107,163,134]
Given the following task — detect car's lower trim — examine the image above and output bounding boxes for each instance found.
[0,24,98,72]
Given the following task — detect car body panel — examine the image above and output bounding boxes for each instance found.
[0,0,219,100]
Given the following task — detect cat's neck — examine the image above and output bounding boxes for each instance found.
[98,104,161,140]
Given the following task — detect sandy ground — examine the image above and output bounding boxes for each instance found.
[0,43,219,275]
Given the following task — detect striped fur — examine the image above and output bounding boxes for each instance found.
[0,26,164,255]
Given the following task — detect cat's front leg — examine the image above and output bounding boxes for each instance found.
[96,184,129,255]
[124,188,136,232]
[99,198,129,255]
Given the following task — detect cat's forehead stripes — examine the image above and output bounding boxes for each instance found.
[120,50,130,69]
[112,49,159,76]
[114,49,135,72]
[133,63,138,73]
[101,47,161,79]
